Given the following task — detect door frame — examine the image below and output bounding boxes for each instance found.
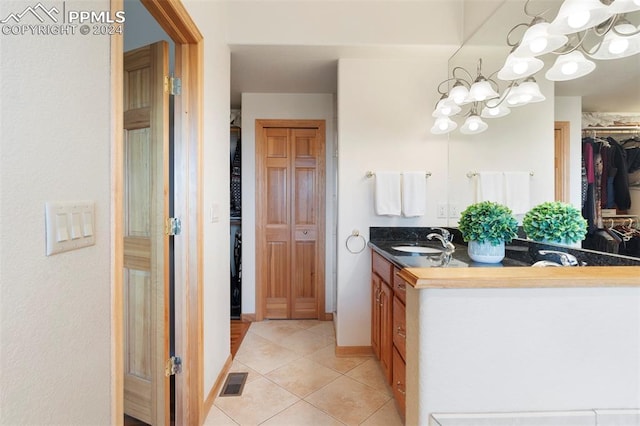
[111,0,203,424]
[554,121,571,202]
[255,119,326,321]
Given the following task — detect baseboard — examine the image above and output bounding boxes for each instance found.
[240,313,256,322]
[203,354,233,420]
[240,313,333,321]
[335,345,374,357]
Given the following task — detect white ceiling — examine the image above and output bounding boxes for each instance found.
[229,44,455,108]
[229,1,640,112]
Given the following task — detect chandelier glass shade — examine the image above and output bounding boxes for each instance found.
[460,114,489,135]
[547,0,613,34]
[501,0,640,84]
[430,59,545,135]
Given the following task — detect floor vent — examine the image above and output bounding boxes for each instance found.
[219,372,248,397]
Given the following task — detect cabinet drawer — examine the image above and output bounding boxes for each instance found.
[393,296,406,360]
[372,251,393,284]
[393,268,407,305]
[392,346,406,422]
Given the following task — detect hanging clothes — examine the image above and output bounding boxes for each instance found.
[606,137,632,210]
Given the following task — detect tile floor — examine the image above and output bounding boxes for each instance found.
[204,320,403,426]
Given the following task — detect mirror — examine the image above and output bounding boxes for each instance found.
[446,0,640,255]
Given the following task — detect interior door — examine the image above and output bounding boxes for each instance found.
[123,41,170,425]
[256,121,326,320]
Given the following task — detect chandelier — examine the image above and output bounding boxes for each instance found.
[431,0,640,136]
[430,59,545,135]
[499,0,640,82]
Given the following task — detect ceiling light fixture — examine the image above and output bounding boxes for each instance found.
[503,0,640,83]
[430,59,545,135]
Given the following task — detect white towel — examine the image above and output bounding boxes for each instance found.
[401,171,426,217]
[374,171,401,216]
[477,171,505,203]
[504,171,531,214]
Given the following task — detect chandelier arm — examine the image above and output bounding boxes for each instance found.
[451,66,474,82]
[484,81,517,109]
[506,23,530,47]
[549,32,587,55]
[523,0,552,19]
[612,25,640,37]
[436,77,460,94]
[592,15,618,37]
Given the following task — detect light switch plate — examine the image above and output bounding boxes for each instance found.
[45,201,96,256]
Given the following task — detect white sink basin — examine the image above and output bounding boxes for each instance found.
[392,245,443,254]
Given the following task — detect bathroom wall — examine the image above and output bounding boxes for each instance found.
[239,93,337,316]
[0,0,112,422]
[446,46,556,222]
[336,54,453,346]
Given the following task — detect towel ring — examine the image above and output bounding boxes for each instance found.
[346,230,367,254]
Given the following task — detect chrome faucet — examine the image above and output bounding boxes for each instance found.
[426,228,455,251]
[538,250,579,266]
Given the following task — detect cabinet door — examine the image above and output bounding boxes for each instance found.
[393,296,406,361]
[393,346,406,422]
[380,281,393,385]
[371,274,381,359]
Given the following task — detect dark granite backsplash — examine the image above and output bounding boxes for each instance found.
[369,227,640,267]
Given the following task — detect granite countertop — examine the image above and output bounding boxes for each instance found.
[369,240,530,269]
[369,227,640,290]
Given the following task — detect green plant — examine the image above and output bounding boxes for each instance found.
[522,201,587,243]
[458,201,518,245]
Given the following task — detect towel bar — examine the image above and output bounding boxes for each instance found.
[366,171,432,178]
[467,171,534,178]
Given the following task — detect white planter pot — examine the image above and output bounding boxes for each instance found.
[468,240,505,264]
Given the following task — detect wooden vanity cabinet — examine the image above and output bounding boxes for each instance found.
[371,251,393,384]
[392,269,407,421]
[371,251,407,421]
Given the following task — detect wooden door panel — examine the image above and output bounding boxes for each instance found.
[293,241,316,297]
[125,269,152,379]
[123,41,169,425]
[266,167,288,225]
[125,129,151,237]
[266,241,290,318]
[380,282,393,384]
[257,121,325,320]
[266,130,289,158]
[294,168,316,225]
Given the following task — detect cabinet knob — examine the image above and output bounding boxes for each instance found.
[396,326,406,338]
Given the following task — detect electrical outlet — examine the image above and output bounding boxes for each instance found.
[449,204,460,218]
[437,203,447,218]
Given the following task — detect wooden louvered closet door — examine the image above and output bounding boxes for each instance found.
[256,120,326,320]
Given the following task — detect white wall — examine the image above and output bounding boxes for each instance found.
[226,0,462,46]
[408,286,640,423]
[446,48,556,222]
[182,0,232,399]
[555,96,583,209]
[240,93,337,315]
[336,54,452,346]
[0,0,112,423]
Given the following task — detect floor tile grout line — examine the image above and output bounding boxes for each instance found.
[215,320,400,426]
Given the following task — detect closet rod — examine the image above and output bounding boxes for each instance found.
[583,126,640,135]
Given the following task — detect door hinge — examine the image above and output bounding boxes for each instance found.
[165,217,181,236]
[164,76,182,96]
[165,356,182,376]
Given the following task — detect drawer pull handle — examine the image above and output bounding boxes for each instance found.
[396,326,406,338]
[396,381,406,395]
[396,283,406,292]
